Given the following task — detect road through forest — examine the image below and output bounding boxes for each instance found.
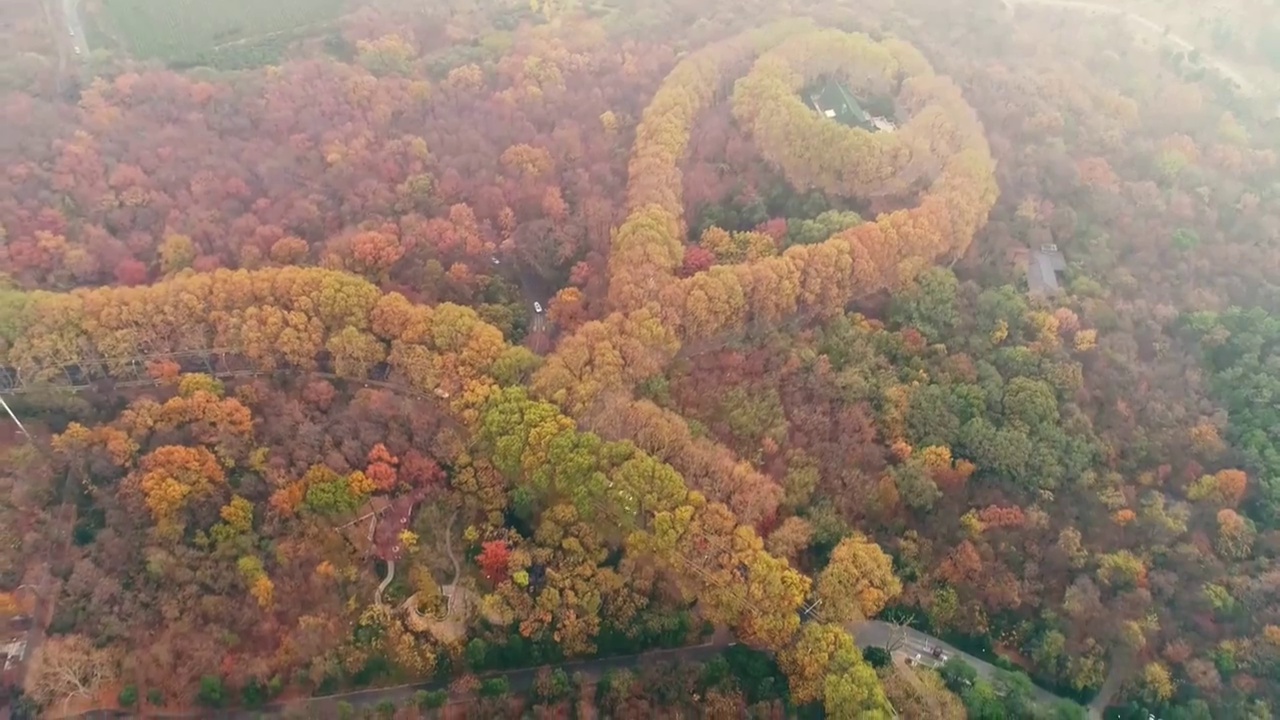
[66,620,1087,719]
[62,0,87,56]
[851,620,1081,712]
[1004,0,1260,95]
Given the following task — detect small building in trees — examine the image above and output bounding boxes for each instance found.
[804,78,875,130]
[1024,244,1067,295]
[803,78,898,132]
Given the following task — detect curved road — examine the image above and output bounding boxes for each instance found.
[374,560,395,607]
[851,620,1088,713]
[1003,0,1260,95]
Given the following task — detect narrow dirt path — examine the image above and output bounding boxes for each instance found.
[398,509,460,627]
[443,509,461,587]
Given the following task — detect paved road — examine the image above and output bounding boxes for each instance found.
[68,641,731,719]
[1087,656,1130,719]
[850,620,1085,713]
[60,0,88,59]
[1003,0,1260,95]
[58,619,1096,718]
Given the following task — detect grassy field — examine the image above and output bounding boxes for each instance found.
[99,0,345,67]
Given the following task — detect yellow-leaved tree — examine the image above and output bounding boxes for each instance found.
[815,533,902,623]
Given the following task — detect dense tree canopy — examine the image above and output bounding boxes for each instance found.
[4,0,1280,716]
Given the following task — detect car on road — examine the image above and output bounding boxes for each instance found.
[533,302,544,314]
[69,28,75,36]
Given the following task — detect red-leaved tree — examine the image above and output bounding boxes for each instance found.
[476,540,511,583]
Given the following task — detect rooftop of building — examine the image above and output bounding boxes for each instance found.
[803,77,874,130]
[1026,245,1067,295]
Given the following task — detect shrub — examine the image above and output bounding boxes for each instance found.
[411,688,448,711]
[196,676,225,708]
[864,646,893,669]
[479,677,510,698]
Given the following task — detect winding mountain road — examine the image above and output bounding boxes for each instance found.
[1003,0,1260,95]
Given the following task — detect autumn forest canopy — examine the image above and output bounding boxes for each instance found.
[3,0,1280,718]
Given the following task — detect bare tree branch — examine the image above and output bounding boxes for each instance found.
[26,634,117,708]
